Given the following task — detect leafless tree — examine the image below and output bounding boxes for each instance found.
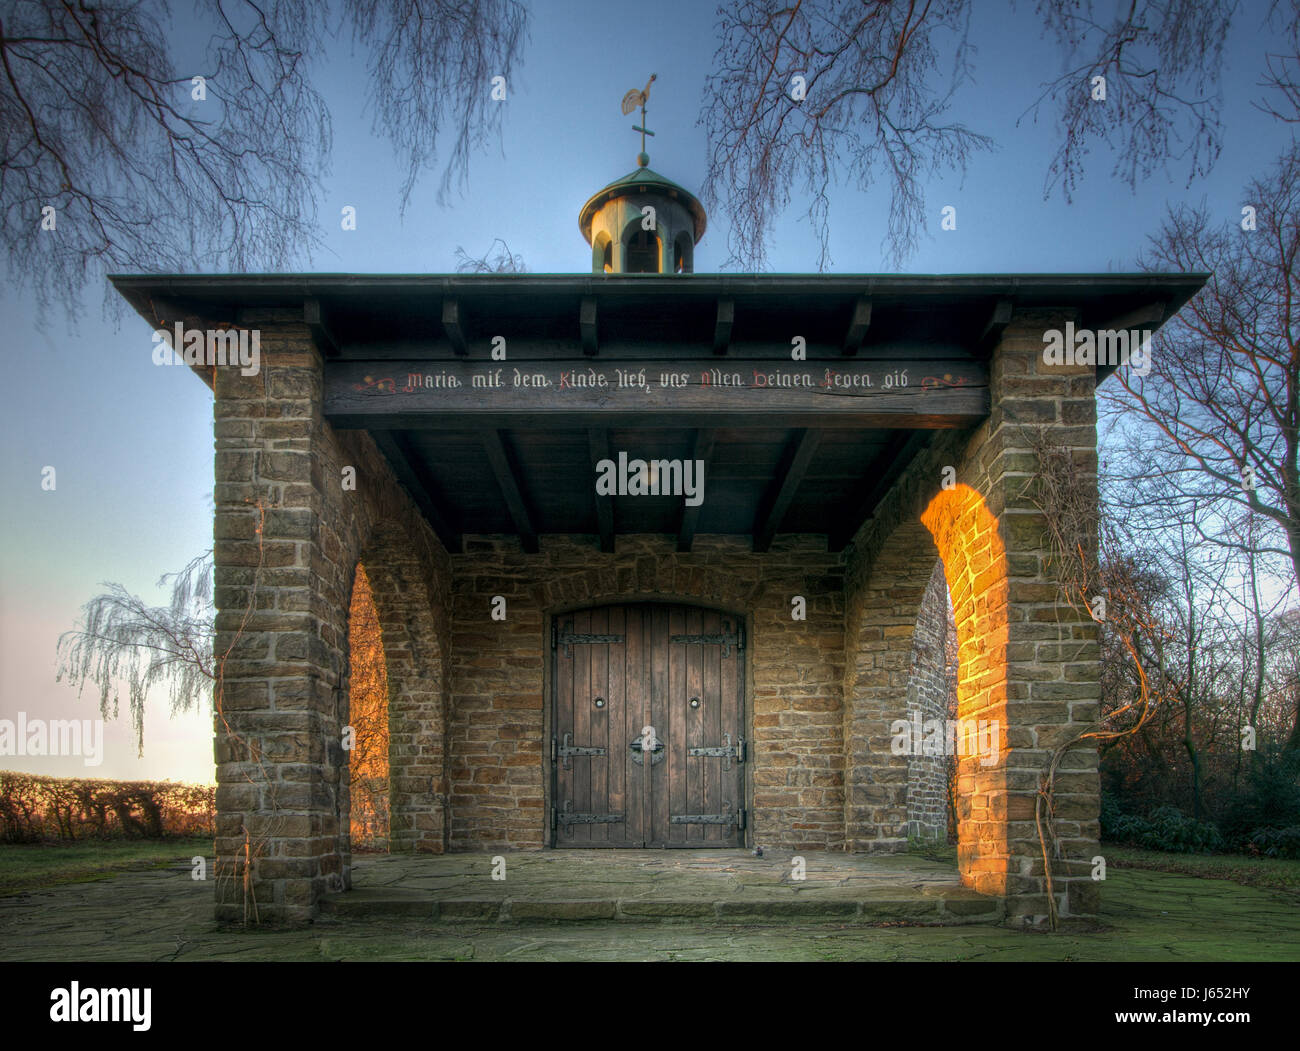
[0,0,528,320]
[699,0,1291,269]
[454,237,528,273]
[1019,0,1237,203]
[699,0,991,270]
[1257,0,1300,124]
[1103,142,1300,594]
[56,552,215,756]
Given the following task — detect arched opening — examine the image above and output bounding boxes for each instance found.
[673,232,693,274]
[920,483,1010,896]
[904,560,960,844]
[592,230,613,274]
[348,563,390,851]
[625,228,661,273]
[843,481,1007,896]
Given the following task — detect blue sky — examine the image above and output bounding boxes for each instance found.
[0,0,1292,785]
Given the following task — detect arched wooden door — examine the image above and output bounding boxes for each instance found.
[550,602,746,847]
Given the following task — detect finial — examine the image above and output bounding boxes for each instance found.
[621,73,657,167]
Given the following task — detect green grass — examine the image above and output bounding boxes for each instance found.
[1104,842,1300,893]
[0,838,213,897]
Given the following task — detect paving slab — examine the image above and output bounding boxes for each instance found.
[316,848,1003,924]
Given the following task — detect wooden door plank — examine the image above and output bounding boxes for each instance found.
[649,603,669,846]
[608,605,627,843]
[720,615,740,846]
[626,604,647,847]
[554,615,574,845]
[590,606,610,844]
[685,607,705,843]
[573,608,591,845]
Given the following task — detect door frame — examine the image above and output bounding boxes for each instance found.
[543,596,751,848]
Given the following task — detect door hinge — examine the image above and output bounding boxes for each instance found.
[737,807,747,830]
[556,732,606,770]
[687,732,744,770]
[550,805,557,830]
[555,619,625,657]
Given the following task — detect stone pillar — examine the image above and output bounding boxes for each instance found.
[842,310,1101,924]
[211,312,351,925]
[955,309,1101,924]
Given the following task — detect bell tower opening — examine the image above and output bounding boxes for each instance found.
[626,228,661,273]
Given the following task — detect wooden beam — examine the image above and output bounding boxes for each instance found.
[829,431,930,551]
[149,296,205,327]
[441,299,468,355]
[712,298,734,355]
[842,297,872,355]
[304,297,341,357]
[580,296,598,355]
[977,299,1014,355]
[481,429,538,553]
[754,429,821,552]
[1092,300,1165,331]
[324,357,990,430]
[588,428,615,553]
[370,430,462,553]
[677,429,716,552]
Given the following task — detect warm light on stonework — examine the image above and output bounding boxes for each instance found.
[922,484,1010,895]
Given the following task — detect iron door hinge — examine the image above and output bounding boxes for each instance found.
[687,732,745,770]
[555,619,625,657]
[670,618,743,657]
[556,732,606,770]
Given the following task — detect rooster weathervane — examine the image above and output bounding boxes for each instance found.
[621,73,656,166]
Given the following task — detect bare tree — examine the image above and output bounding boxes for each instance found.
[699,0,1291,270]
[699,0,991,270]
[1257,0,1300,124]
[56,552,215,757]
[454,237,528,274]
[0,0,528,319]
[1103,142,1300,594]
[1019,0,1236,203]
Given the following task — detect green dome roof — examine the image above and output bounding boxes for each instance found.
[579,166,707,245]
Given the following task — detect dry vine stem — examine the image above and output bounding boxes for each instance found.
[1019,428,1165,929]
[211,459,279,924]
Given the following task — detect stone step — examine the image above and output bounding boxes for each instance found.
[316,888,1005,925]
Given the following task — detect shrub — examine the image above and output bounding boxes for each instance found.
[1249,826,1300,859]
[1109,805,1224,853]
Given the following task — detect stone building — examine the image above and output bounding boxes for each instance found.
[112,155,1204,927]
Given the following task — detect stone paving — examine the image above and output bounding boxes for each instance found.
[321,848,1002,924]
[2,847,1297,962]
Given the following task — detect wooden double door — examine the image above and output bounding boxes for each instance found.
[551,603,746,847]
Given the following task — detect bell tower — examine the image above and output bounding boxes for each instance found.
[578,75,706,274]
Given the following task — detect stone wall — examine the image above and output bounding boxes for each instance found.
[212,311,451,925]
[446,535,846,851]
[841,311,1102,924]
[905,560,958,841]
[206,308,1101,927]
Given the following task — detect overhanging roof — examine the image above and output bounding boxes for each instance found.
[109,271,1208,553]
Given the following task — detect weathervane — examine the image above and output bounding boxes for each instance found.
[621,73,656,167]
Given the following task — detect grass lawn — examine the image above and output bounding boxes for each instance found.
[1103,843,1300,893]
[0,838,213,897]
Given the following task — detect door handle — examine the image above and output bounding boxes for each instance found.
[630,725,664,765]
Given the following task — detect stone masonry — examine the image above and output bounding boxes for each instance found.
[206,306,1101,927]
